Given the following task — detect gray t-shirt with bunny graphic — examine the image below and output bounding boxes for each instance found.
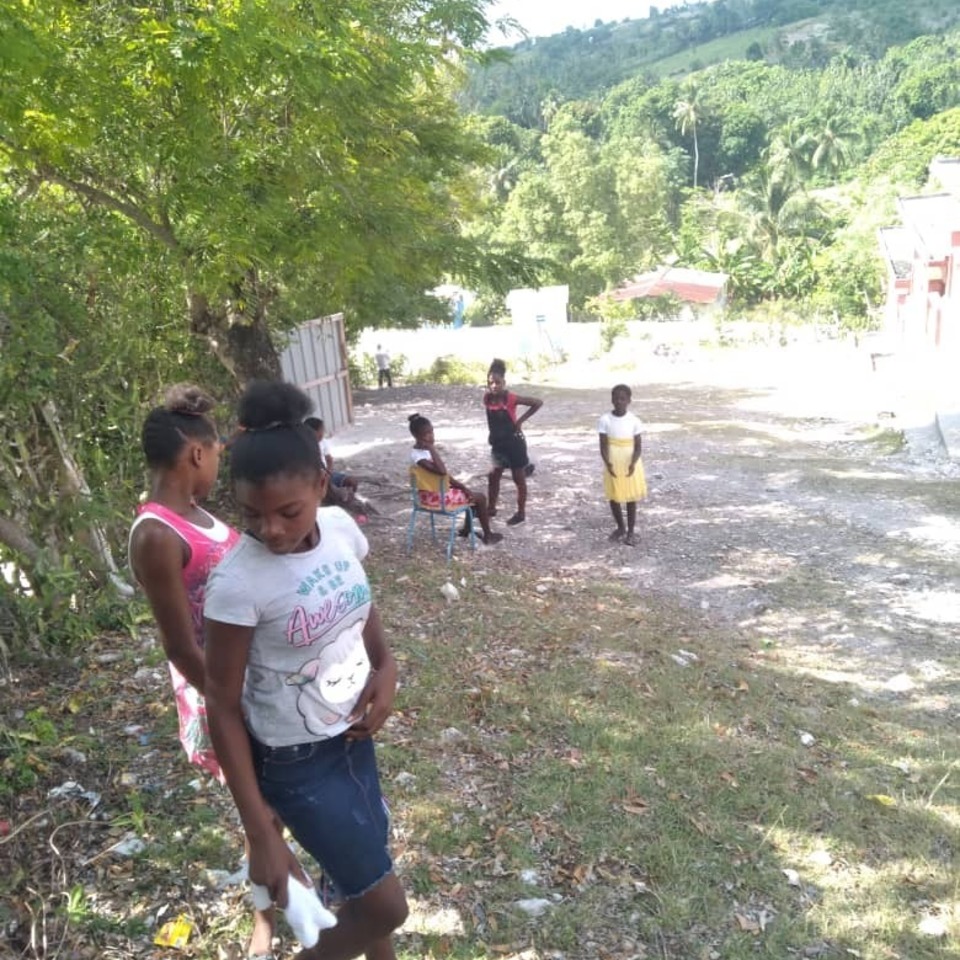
[204,507,371,746]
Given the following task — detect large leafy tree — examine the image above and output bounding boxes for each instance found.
[0,0,493,382]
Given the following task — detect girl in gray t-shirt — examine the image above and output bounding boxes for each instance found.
[204,380,406,957]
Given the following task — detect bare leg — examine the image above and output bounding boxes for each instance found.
[507,467,526,524]
[624,502,638,545]
[608,502,626,540]
[297,874,407,960]
[467,492,501,543]
[364,939,396,960]
[487,467,504,516]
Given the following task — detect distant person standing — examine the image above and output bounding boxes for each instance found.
[375,345,393,389]
[598,383,646,546]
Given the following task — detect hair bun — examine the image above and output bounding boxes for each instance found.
[238,380,313,430]
[163,384,215,417]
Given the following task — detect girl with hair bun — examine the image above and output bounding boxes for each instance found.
[408,413,503,545]
[204,380,407,960]
[483,358,542,526]
[128,384,276,957]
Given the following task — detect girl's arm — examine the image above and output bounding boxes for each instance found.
[346,604,398,740]
[415,444,447,476]
[130,523,205,691]
[628,432,643,475]
[599,434,616,477]
[204,620,303,905]
[514,395,543,430]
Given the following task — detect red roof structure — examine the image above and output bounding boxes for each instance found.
[608,266,728,305]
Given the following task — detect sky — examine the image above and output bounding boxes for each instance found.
[486,0,686,43]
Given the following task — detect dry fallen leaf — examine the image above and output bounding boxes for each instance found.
[735,913,760,933]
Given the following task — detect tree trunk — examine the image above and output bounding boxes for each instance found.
[0,515,44,566]
[188,276,283,385]
[39,401,135,598]
[693,127,699,190]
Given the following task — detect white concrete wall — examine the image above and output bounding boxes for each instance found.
[355,323,603,377]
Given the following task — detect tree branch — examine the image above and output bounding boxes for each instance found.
[0,516,43,566]
[39,166,182,252]
[0,134,181,251]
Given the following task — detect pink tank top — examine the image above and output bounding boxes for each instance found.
[130,502,239,648]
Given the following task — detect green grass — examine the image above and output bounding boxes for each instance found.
[649,25,779,77]
[3,542,958,958]
[370,546,960,959]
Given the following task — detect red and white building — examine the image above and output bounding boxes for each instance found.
[609,265,728,309]
[878,157,960,357]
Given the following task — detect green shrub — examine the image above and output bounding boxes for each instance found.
[600,317,628,352]
[465,292,508,327]
[350,351,409,387]
[407,355,488,386]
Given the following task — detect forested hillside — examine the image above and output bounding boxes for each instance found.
[466,0,960,126]
[457,5,960,329]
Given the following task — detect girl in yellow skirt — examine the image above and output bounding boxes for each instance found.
[598,384,646,546]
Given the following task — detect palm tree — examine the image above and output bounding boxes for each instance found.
[734,166,820,261]
[673,93,702,189]
[764,118,810,185]
[807,111,859,175]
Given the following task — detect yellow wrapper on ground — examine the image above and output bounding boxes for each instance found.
[153,914,194,948]
[603,437,647,503]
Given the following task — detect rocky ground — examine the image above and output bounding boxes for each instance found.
[340,338,960,708]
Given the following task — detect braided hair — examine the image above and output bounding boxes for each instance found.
[141,384,218,469]
[229,381,322,485]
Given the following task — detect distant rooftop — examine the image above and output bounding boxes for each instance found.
[897,193,960,259]
[877,227,913,280]
[609,266,727,305]
[930,155,960,195]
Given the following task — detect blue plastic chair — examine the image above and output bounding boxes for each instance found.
[407,466,477,561]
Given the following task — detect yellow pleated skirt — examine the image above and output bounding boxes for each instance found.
[603,437,647,503]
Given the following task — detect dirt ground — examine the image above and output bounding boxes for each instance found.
[338,339,960,707]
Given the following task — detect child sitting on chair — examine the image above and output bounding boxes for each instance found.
[408,414,503,545]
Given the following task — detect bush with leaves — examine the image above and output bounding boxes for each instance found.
[407,356,488,386]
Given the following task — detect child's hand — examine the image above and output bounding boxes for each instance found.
[248,822,309,909]
[606,462,617,478]
[346,663,397,739]
[626,463,636,476]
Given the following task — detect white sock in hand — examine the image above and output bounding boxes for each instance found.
[250,875,337,948]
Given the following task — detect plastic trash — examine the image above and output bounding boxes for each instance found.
[153,914,194,948]
[251,874,337,948]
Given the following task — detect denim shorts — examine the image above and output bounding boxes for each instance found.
[250,733,392,900]
[491,433,528,470]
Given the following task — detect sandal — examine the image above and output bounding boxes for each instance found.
[506,513,525,526]
[608,529,625,542]
[623,532,637,546]
[482,532,504,545]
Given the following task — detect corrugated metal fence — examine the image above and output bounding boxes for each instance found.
[279,313,353,434]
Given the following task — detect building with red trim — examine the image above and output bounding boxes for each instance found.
[878,158,960,355]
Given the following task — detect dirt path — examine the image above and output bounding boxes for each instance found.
[338,341,960,708]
